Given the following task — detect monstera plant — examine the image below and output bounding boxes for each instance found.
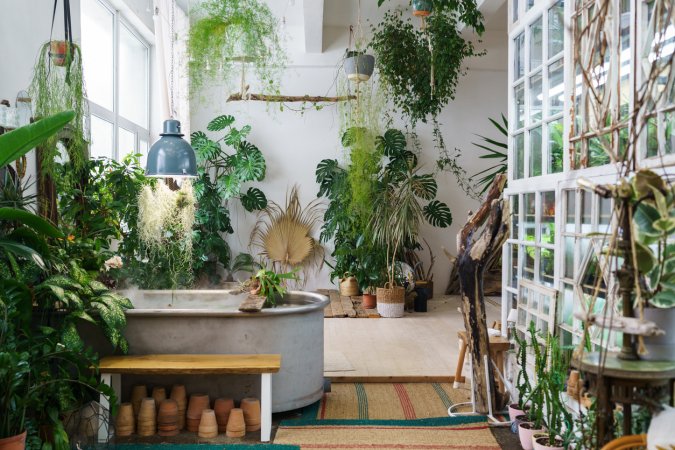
[191,114,268,284]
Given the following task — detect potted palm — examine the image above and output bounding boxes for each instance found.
[370,129,452,318]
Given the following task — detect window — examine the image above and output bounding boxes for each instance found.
[82,0,150,161]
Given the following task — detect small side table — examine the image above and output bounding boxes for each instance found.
[454,330,510,393]
[576,352,675,444]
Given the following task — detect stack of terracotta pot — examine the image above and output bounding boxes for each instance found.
[225,408,246,438]
[214,398,234,433]
[198,409,218,438]
[115,403,135,437]
[186,394,210,432]
[170,384,187,430]
[157,399,179,436]
[137,398,156,437]
[130,385,148,417]
[152,387,167,412]
[240,398,261,432]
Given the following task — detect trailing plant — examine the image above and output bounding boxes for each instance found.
[137,180,196,289]
[29,42,88,177]
[249,185,324,284]
[251,267,299,307]
[470,114,508,196]
[343,127,383,218]
[370,6,483,124]
[187,0,287,97]
[191,114,268,284]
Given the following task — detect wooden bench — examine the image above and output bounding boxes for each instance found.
[453,330,510,393]
[98,354,281,443]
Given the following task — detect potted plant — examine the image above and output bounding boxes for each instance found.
[412,0,433,17]
[509,328,532,422]
[249,268,299,307]
[187,0,287,96]
[343,50,375,83]
[362,286,377,309]
[518,323,546,450]
[370,129,452,318]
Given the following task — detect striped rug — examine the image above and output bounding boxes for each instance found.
[300,382,472,420]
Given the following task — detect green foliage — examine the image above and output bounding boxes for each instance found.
[471,114,508,196]
[377,0,485,34]
[29,43,88,177]
[370,7,484,124]
[191,115,268,284]
[631,171,675,308]
[253,268,299,307]
[344,127,382,218]
[188,0,287,96]
[513,329,531,411]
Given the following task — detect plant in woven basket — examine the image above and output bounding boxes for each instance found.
[249,185,324,284]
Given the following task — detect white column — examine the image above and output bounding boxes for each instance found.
[260,373,272,442]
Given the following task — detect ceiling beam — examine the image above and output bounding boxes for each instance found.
[303,0,324,53]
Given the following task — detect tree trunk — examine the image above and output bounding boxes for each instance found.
[455,174,508,413]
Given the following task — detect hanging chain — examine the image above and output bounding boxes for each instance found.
[170,0,176,118]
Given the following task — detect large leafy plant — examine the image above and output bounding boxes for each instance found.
[188,0,287,96]
[191,114,268,284]
[471,114,508,196]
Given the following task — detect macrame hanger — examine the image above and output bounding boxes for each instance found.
[169,0,176,119]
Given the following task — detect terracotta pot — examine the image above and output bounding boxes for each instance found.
[198,409,218,438]
[0,431,27,450]
[152,387,167,411]
[116,403,135,436]
[157,399,179,436]
[49,40,73,67]
[170,384,187,430]
[362,293,376,309]
[518,422,544,450]
[508,403,526,422]
[412,0,433,17]
[214,398,235,432]
[131,385,148,417]
[187,394,210,431]
[226,408,246,438]
[240,397,261,431]
[533,435,563,450]
[137,398,157,437]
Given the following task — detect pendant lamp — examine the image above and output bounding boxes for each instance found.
[146,0,197,178]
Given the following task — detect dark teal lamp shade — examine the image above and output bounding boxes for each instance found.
[146,119,197,178]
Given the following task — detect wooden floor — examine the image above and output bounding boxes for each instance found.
[319,289,380,318]
[323,295,502,380]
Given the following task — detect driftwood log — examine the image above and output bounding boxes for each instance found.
[456,174,509,413]
[446,177,507,295]
[227,93,357,103]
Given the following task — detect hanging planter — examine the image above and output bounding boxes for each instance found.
[412,0,433,17]
[343,51,375,83]
[49,40,74,67]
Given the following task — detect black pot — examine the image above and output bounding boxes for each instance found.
[413,288,428,312]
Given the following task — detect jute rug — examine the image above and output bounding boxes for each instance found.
[301,382,472,420]
[273,383,501,449]
[115,445,299,450]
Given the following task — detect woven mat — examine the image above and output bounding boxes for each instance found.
[302,382,472,420]
[274,416,500,449]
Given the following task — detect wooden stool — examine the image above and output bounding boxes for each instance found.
[453,326,510,392]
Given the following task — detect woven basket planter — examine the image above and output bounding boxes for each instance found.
[376,284,405,318]
[339,273,359,297]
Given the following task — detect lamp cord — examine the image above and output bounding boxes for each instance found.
[169,0,175,119]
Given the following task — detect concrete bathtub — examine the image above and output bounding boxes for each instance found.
[118,289,329,412]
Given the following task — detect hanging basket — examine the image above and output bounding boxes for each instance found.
[376,283,405,318]
[339,273,359,297]
[344,53,375,83]
[412,0,433,17]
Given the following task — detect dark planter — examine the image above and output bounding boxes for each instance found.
[412,0,433,17]
[413,288,428,312]
[415,280,433,300]
[344,54,375,82]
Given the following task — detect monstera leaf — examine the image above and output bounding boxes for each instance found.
[207,114,235,131]
[341,127,371,147]
[217,174,241,199]
[376,129,406,157]
[240,187,268,212]
[423,200,452,228]
[235,146,266,181]
[315,159,340,197]
[411,174,437,200]
[224,125,252,146]
[191,131,221,162]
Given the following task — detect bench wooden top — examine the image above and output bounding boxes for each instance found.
[98,354,281,374]
[458,330,511,351]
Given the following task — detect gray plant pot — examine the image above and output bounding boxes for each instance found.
[344,54,375,82]
[642,306,675,361]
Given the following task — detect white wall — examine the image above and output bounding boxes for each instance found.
[191,24,508,294]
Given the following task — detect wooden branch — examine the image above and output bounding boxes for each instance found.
[574,312,665,337]
[227,93,357,103]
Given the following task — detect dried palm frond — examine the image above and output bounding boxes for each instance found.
[250,185,324,286]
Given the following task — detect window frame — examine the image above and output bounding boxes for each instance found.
[83,0,151,161]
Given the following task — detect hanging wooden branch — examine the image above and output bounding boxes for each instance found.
[227,92,356,103]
